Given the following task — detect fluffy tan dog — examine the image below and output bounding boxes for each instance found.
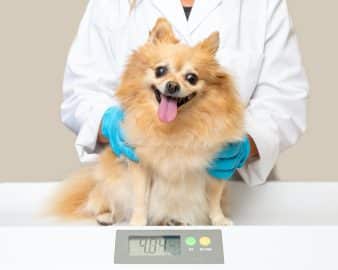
[50,18,244,226]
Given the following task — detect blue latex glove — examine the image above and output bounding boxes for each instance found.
[207,136,251,180]
[101,106,139,162]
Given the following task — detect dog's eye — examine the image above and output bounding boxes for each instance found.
[185,73,199,85]
[155,66,168,78]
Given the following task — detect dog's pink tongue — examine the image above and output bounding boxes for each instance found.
[158,95,178,123]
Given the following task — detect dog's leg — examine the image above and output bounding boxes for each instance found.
[207,177,233,226]
[128,163,150,226]
[84,184,116,226]
[85,184,109,215]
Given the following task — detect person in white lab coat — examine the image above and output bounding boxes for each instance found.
[61,0,309,186]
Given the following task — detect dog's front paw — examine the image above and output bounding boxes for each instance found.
[156,219,191,226]
[211,215,234,226]
[129,213,147,226]
[166,219,191,226]
[96,213,114,226]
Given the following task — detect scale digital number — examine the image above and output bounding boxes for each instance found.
[129,236,181,256]
[114,230,224,264]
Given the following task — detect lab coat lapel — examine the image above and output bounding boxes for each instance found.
[150,0,190,43]
[188,0,223,34]
[218,0,242,47]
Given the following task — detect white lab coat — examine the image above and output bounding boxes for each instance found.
[61,0,309,186]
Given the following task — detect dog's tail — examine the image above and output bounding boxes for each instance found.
[47,167,96,219]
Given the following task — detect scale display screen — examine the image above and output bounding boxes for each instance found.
[128,236,181,256]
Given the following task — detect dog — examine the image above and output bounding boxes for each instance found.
[49,18,244,226]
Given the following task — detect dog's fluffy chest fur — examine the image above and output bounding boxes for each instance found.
[135,141,213,225]
[122,113,228,225]
[123,113,224,177]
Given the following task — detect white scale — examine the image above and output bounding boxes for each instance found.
[1,182,338,269]
[1,226,338,270]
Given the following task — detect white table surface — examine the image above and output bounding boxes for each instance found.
[0,181,338,225]
[1,181,338,270]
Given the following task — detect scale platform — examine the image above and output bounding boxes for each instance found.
[1,181,338,269]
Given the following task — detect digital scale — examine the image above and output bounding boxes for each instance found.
[114,229,223,264]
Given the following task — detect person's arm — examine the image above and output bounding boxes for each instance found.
[61,0,123,162]
[238,0,309,185]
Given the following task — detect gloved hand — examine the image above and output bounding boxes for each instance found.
[207,136,251,180]
[101,106,139,162]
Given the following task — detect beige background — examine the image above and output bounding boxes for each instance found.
[0,1,337,182]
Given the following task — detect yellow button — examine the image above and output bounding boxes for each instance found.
[199,236,211,247]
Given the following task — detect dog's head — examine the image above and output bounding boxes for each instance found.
[117,18,241,128]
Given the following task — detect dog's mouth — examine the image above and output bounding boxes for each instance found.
[151,85,196,108]
[151,85,196,123]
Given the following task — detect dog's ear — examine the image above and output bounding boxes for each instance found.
[149,18,179,44]
[195,32,220,55]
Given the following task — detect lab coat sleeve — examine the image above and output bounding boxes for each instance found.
[61,0,121,163]
[238,0,309,185]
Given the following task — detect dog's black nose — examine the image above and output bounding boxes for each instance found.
[165,81,180,94]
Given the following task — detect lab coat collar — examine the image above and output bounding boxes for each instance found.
[150,0,223,43]
[151,0,190,42]
[188,0,223,34]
